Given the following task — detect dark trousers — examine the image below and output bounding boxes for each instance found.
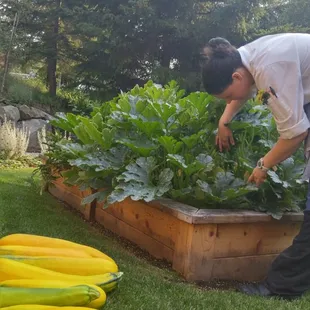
[265,182,310,297]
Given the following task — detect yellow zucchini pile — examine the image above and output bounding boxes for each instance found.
[0,234,123,309]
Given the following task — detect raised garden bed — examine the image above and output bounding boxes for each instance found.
[49,176,93,221]
[49,178,303,282]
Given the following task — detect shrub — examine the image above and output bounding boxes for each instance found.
[57,89,100,116]
[38,126,48,154]
[0,156,41,170]
[0,117,30,159]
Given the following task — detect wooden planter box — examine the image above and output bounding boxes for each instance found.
[49,176,93,220]
[49,178,303,282]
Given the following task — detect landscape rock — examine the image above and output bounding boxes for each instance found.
[0,104,55,153]
[0,105,20,123]
[19,105,53,121]
[17,119,50,152]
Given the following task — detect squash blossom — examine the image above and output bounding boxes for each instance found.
[256,89,270,105]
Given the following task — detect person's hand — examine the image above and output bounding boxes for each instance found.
[216,121,235,152]
[248,167,268,187]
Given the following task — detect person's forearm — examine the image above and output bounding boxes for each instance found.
[263,131,308,168]
[220,100,246,124]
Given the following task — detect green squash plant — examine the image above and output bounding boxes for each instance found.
[40,81,308,219]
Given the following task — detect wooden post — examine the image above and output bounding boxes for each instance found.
[173,221,217,281]
[89,188,97,222]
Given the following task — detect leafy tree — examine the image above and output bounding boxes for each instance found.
[1,0,309,101]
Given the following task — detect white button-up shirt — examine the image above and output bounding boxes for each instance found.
[238,33,310,139]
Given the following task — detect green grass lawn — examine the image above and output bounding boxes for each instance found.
[0,168,309,310]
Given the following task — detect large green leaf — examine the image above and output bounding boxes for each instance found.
[51,113,79,133]
[149,102,177,124]
[72,123,93,145]
[278,158,306,186]
[196,180,222,203]
[196,154,214,172]
[177,111,191,127]
[167,154,213,176]
[101,128,116,150]
[117,137,158,157]
[157,136,183,154]
[214,172,245,192]
[82,190,110,205]
[61,168,81,185]
[197,178,257,204]
[117,157,158,183]
[222,186,258,200]
[131,119,164,137]
[57,142,92,158]
[167,154,187,170]
[92,112,104,131]
[267,171,284,185]
[79,118,104,146]
[156,168,174,196]
[182,93,212,117]
[69,146,128,172]
[181,131,205,149]
[107,157,173,204]
[66,114,80,128]
[169,187,193,199]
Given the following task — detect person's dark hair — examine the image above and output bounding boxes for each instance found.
[201,37,243,95]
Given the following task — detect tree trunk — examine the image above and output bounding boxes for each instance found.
[160,37,171,69]
[1,13,19,94]
[47,0,60,97]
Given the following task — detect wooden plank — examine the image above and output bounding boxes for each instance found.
[172,221,192,275]
[96,208,174,262]
[213,222,301,258]
[48,184,91,220]
[148,198,303,225]
[210,254,278,282]
[183,254,278,282]
[98,198,179,249]
[193,209,304,224]
[149,198,199,224]
[172,222,217,281]
[52,178,91,198]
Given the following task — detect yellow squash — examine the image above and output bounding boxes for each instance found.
[0,279,106,309]
[0,307,56,310]
[0,285,99,307]
[0,234,114,262]
[0,255,118,275]
[0,245,91,258]
[0,258,123,292]
[0,306,94,310]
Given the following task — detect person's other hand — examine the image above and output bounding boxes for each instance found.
[216,121,235,152]
[248,167,268,187]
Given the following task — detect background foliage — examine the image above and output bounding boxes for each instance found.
[0,0,309,104]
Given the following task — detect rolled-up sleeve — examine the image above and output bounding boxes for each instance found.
[256,62,310,139]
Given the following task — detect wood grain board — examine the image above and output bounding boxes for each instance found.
[98,198,179,249]
[213,222,300,258]
[49,183,92,220]
[96,207,174,262]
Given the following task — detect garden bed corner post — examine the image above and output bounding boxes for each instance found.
[173,221,217,282]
